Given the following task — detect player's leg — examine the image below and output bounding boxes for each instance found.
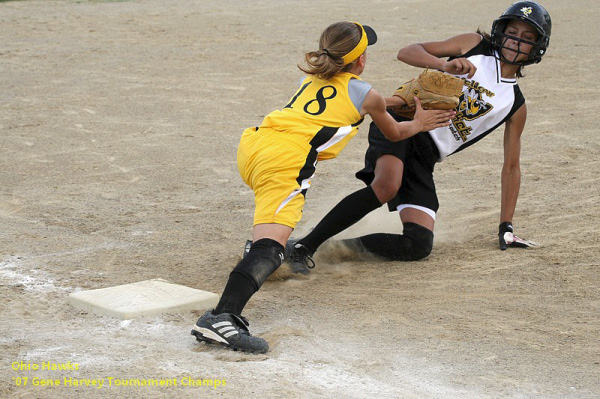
[370,154,404,203]
[288,154,402,272]
[399,205,435,231]
[192,132,308,352]
[336,133,439,261]
[344,206,434,261]
[216,223,291,314]
[192,224,291,354]
[294,155,401,253]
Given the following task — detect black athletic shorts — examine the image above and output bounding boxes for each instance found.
[355,111,440,213]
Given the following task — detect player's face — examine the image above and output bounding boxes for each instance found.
[501,19,539,63]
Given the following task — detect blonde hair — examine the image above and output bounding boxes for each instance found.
[298,21,362,80]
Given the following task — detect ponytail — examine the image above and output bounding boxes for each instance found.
[298,49,346,80]
[298,22,362,80]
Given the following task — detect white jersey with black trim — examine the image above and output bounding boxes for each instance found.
[429,38,525,161]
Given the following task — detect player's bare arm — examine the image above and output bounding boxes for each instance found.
[498,102,536,249]
[501,103,527,223]
[397,33,482,78]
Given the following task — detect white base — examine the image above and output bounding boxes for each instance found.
[68,279,219,320]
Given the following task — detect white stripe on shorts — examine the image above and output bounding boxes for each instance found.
[275,175,313,215]
[396,204,436,220]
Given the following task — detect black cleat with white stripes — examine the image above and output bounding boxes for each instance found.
[191,310,268,354]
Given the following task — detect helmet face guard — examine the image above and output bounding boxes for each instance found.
[491,1,552,66]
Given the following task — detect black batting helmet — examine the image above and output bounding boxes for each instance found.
[491,1,552,65]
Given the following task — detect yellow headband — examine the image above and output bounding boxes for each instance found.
[341,23,368,65]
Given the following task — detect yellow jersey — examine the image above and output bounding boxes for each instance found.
[258,72,368,161]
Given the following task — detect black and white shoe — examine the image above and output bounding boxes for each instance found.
[191,310,268,354]
[288,242,316,275]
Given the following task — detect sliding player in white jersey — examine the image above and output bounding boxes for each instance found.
[289,1,552,272]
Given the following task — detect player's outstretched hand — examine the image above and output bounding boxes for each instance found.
[413,97,455,132]
[498,222,538,250]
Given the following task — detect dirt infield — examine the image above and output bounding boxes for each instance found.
[1,0,599,398]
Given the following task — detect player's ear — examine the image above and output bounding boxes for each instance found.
[357,53,366,68]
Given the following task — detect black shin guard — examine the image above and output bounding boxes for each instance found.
[232,238,284,290]
[299,186,382,253]
[348,222,434,261]
[214,238,284,315]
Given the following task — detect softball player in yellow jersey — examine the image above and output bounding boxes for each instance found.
[238,71,369,229]
[191,21,455,353]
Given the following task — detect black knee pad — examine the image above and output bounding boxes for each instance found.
[232,238,284,290]
[354,223,434,261]
[402,222,434,260]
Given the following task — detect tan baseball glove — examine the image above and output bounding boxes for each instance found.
[389,69,464,119]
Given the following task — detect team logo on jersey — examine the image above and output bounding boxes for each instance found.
[460,88,494,120]
[449,80,494,142]
[520,7,532,17]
